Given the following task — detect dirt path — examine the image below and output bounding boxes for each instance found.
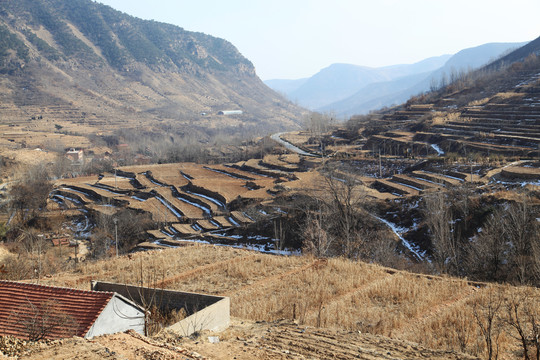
[20,330,205,360]
[10,319,480,360]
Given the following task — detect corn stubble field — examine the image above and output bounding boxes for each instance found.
[40,244,538,359]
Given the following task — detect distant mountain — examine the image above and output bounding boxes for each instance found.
[319,42,526,117]
[265,55,451,109]
[0,0,303,142]
[319,71,433,116]
[287,64,388,109]
[264,78,308,97]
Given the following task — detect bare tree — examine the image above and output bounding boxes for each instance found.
[302,207,333,258]
[504,197,539,285]
[90,209,154,256]
[472,286,504,360]
[467,210,508,282]
[465,196,539,285]
[505,287,540,360]
[273,217,286,252]
[320,169,366,258]
[9,165,53,225]
[9,299,78,341]
[423,192,460,274]
[13,228,49,281]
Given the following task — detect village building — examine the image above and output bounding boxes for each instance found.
[65,148,84,165]
[0,281,146,340]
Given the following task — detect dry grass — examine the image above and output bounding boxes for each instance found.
[493,91,525,100]
[468,97,490,107]
[41,244,540,359]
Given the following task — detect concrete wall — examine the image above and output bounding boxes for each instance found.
[168,296,229,336]
[85,294,145,339]
[91,281,230,336]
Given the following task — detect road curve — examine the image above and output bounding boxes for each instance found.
[270,132,318,157]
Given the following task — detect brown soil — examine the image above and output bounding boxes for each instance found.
[19,319,477,360]
[20,330,206,360]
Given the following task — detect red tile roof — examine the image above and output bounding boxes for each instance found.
[51,237,70,247]
[0,281,114,340]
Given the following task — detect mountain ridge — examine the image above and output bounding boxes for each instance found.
[266,54,451,109]
[325,41,528,116]
[266,42,527,116]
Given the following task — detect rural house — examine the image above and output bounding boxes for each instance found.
[65,148,84,165]
[0,281,146,340]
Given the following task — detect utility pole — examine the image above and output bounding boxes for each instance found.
[113,217,118,257]
[379,149,382,178]
[115,168,117,190]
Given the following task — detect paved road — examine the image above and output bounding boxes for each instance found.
[270,133,318,157]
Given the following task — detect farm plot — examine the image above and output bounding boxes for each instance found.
[127,197,182,223]
[186,165,277,202]
[44,245,539,359]
[95,175,139,191]
[161,252,314,295]
[120,163,191,188]
[153,186,206,219]
[52,160,309,251]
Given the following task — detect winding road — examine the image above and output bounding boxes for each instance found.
[270,132,318,157]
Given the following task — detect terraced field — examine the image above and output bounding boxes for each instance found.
[43,245,539,359]
[48,141,539,260]
[366,70,540,159]
[49,158,305,250]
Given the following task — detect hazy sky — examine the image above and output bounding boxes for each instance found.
[97,0,540,80]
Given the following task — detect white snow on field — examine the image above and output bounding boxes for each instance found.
[156,196,182,219]
[185,190,225,208]
[176,195,211,216]
[371,215,425,261]
[180,173,192,181]
[242,212,255,221]
[430,144,445,156]
[61,187,96,197]
[53,194,82,205]
[144,172,164,186]
[91,184,125,194]
[203,166,251,180]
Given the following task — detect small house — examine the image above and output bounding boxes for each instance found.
[0,281,146,340]
[65,148,84,165]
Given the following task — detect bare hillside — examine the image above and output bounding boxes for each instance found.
[0,0,303,151]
